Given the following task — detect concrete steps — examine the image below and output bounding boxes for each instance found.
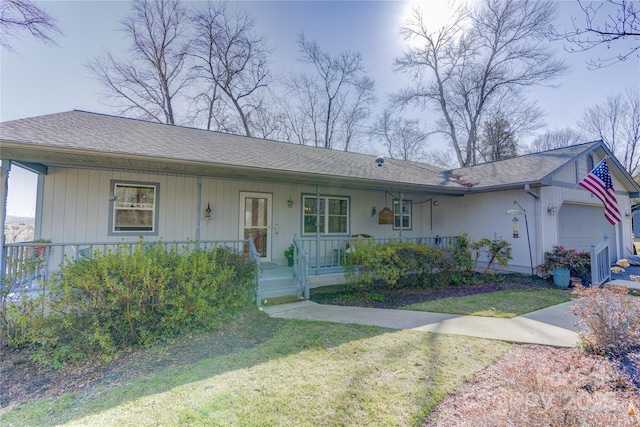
[257,264,302,300]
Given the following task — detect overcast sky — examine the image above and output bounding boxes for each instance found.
[2,0,639,216]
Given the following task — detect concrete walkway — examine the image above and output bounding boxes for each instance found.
[263,300,582,348]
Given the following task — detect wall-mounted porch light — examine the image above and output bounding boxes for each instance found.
[204,202,212,223]
[108,192,117,202]
[547,206,558,215]
[287,198,293,208]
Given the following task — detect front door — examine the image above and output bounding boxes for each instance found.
[240,192,272,261]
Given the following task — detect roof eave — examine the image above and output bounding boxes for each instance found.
[0,141,468,196]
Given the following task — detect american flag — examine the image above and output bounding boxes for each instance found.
[578,158,622,225]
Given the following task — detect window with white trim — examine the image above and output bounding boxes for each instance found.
[393,199,412,230]
[111,182,158,234]
[303,195,349,235]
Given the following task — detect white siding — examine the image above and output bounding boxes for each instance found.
[434,189,540,274]
[37,156,635,270]
[41,168,197,244]
[40,169,443,265]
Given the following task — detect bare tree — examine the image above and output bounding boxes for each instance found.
[189,1,270,136]
[478,116,518,162]
[295,33,376,150]
[4,221,33,242]
[424,149,457,169]
[87,0,190,125]
[0,0,61,51]
[370,109,429,161]
[393,0,567,167]
[278,73,323,146]
[553,0,640,67]
[580,88,640,176]
[341,76,376,152]
[526,128,584,153]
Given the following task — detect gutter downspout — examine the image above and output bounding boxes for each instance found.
[524,184,539,200]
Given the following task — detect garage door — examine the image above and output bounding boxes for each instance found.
[558,203,617,262]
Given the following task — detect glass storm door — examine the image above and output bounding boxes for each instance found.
[240,192,272,261]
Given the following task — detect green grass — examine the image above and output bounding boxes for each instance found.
[401,288,574,318]
[1,313,510,427]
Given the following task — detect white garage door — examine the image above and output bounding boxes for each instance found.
[558,203,617,262]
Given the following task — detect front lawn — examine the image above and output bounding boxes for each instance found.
[401,288,574,318]
[1,309,509,426]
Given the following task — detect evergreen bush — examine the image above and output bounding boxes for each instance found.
[342,238,473,292]
[2,241,256,367]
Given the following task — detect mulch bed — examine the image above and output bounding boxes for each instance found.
[310,277,553,309]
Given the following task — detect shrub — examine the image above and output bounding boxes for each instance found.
[0,254,49,348]
[537,245,591,284]
[342,239,473,292]
[450,233,475,284]
[343,240,378,293]
[571,285,640,356]
[470,236,512,274]
[4,241,257,367]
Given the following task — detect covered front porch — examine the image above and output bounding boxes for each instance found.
[1,234,460,305]
[259,234,460,302]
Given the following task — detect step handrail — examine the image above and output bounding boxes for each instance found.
[293,234,309,299]
[590,234,610,287]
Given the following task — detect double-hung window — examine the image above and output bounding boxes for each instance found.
[393,199,412,230]
[303,195,349,235]
[110,181,159,235]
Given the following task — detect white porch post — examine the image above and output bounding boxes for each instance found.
[195,176,202,244]
[315,185,320,275]
[399,191,403,240]
[0,160,11,288]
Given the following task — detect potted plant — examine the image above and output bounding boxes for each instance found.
[536,245,590,289]
[284,244,295,267]
[32,238,51,257]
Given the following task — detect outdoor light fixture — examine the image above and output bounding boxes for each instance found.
[287,198,293,208]
[204,203,212,222]
[433,200,439,207]
[108,192,117,202]
[547,206,558,215]
[506,201,534,276]
[626,212,633,218]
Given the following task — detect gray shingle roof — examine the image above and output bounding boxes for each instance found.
[448,144,597,190]
[1,111,459,193]
[1,110,627,194]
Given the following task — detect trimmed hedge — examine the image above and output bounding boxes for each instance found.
[5,241,257,367]
[343,236,473,292]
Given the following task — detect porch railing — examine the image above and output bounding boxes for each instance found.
[295,235,459,275]
[293,234,310,299]
[590,234,611,287]
[2,239,255,299]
